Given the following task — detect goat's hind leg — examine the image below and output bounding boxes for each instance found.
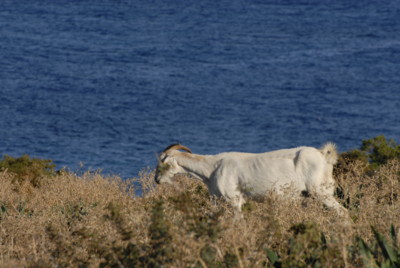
[313,184,348,216]
[306,170,348,216]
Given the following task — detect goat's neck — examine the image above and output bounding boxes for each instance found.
[174,153,214,182]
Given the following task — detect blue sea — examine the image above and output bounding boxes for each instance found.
[1,0,399,178]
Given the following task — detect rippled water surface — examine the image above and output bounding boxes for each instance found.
[1,0,399,178]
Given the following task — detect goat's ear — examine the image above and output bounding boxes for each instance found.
[155,152,162,164]
[157,152,169,163]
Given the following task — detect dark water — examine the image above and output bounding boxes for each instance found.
[1,0,399,178]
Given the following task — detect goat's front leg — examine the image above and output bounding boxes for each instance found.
[222,185,245,219]
[214,173,245,219]
[228,193,245,218]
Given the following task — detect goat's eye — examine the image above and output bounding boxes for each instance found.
[157,163,170,174]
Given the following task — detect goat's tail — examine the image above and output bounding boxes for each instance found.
[320,142,338,165]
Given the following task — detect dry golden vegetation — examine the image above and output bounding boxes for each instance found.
[0,136,399,267]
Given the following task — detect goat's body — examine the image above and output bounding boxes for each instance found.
[156,143,346,216]
[206,147,330,196]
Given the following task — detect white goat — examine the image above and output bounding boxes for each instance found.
[155,143,347,216]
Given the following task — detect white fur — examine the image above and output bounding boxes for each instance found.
[155,143,347,216]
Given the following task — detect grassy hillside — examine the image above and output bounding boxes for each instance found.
[0,136,399,267]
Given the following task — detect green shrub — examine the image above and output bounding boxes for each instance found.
[99,200,175,268]
[104,202,132,241]
[361,135,400,165]
[341,135,400,167]
[170,191,223,243]
[265,247,282,268]
[197,245,241,268]
[266,222,343,268]
[200,244,218,267]
[0,154,56,187]
[99,202,142,268]
[357,225,399,268]
[0,201,7,220]
[223,251,240,267]
[147,200,173,267]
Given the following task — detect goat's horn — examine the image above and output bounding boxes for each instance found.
[163,144,192,154]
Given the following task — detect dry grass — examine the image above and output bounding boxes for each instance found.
[0,158,399,267]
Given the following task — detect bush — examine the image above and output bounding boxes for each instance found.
[0,154,56,187]
[266,222,343,268]
[340,135,400,167]
[360,135,400,166]
[357,225,399,268]
[0,136,400,267]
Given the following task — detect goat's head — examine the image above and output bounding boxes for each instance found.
[155,144,192,184]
